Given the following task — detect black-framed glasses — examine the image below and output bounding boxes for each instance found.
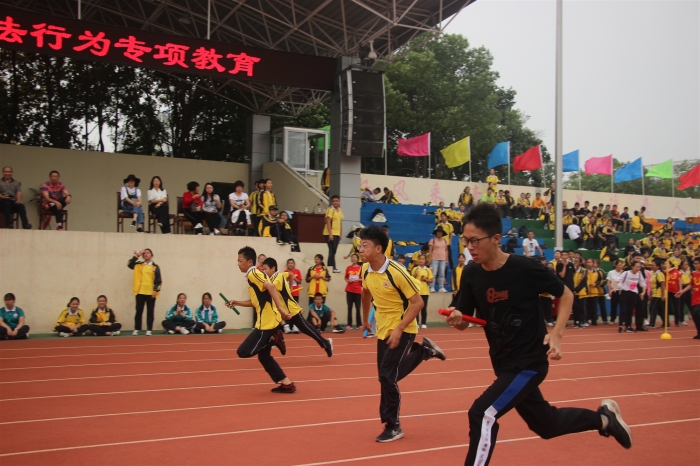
[461,234,495,248]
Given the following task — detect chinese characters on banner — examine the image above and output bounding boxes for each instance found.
[0,15,262,76]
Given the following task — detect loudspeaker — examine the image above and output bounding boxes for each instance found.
[339,68,385,157]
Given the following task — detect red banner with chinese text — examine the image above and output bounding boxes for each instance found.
[0,8,336,91]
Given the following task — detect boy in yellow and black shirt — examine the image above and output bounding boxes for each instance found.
[263,258,333,357]
[359,225,446,442]
[227,246,296,393]
[572,257,588,328]
[648,259,666,328]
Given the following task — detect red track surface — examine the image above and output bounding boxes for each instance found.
[0,327,698,465]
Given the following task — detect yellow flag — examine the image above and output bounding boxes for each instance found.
[440,136,470,168]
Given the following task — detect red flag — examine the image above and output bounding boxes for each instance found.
[677,163,700,190]
[397,133,430,157]
[585,155,613,175]
[513,145,542,172]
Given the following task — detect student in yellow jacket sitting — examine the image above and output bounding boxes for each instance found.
[55,297,89,337]
[88,295,122,336]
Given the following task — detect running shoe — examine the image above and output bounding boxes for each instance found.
[625,328,636,333]
[132,330,139,336]
[271,330,287,355]
[438,288,448,293]
[283,324,291,334]
[421,324,427,329]
[598,399,632,449]
[325,338,334,358]
[271,382,296,393]
[332,325,345,333]
[167,330,175,334]
[145,330,152,336]
[291,325,300,334]
[345,325,352,331]
[179,328,190,335]
[375,424,404,443]
[58,332,70,338]
[422,337,446,361]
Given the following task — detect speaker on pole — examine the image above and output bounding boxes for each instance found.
[339,68,385,157]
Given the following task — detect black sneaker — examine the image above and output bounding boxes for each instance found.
[422,337,446,361]
[625,328,636,333]
[598,399,632,449]
[325,338,334,358]
[270,330,287,355]
[375,424,404,443]
[332,325,345,333]
[130,220,136,228]
[271,382,296,393]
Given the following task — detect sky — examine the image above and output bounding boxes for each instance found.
[445,0,699,168]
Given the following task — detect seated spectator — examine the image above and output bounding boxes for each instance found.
[88,295,122,336]
[120,174,145,233]
[0,293,30,340]
[182,181,205,235]
[258,205,279,237]
[397,254,407,267]
[55,297,89,337]
[195,292,226,333]
[378,187,399,204]
[162,293,195,334]
[306,254,331,305]
[530,192,546,219]
[434,201,447,224]
[147,176,171,234]
[480,187,496,203]
[495,190,509,218]
[523,231,543,257]
[361,186,375,202]
[0,166,31,229]
[201,183,222,235]
[276,211,297,245]
[566,221,584,249]
[229,180,252,232]
[458,186,473,212]
[512,193,528,219]
[40,170,71,230]
[629,210,643,233]
[619,207,630,232]
[308,293,339,332]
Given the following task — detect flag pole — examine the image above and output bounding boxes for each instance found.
[468,137,472,182]
[507,142,511,186]
[610,156,614,193]
[672,171,675,197]
[642,167,645,196]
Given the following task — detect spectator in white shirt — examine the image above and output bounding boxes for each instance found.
[120,174,144,233]
[147,176,171,234]
[566,223,583,249]
[229,180,252,231]
[522,231,543,257]
[201,183,222,235]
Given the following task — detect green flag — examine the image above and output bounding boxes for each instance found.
[645,159,673,179]
[440,136,471,168]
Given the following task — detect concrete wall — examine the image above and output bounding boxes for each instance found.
[0,144,248,233]
[262,161,328,213]
[0,230,314,334]
[361,174,699,218]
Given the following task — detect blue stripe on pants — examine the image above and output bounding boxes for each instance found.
[491,369,537,412]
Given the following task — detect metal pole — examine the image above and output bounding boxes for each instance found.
[642,169,645,195]
[427,152,430,179]
[554,0,563,250]
[78,0,81,19]
[507,142,511,186]
[207,0,211,39]
[468,137,472,182]
[672,172,675,197]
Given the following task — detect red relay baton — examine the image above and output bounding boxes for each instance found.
[438,309,487,327]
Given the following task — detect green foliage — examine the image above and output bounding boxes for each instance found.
[563,158,698,199]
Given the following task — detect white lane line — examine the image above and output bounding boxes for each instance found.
[2,328,694,353]
[0,395,697,457]
[1,352,697,386]
[294,418,700,466]
[2,342,697,372]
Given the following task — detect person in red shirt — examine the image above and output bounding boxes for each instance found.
[284,258,303,334]
[182,181,205,235]
[666,264,682,326]
[680,257,700,339]
[344,253,363,330]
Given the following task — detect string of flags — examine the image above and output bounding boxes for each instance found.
[395,132,700,191]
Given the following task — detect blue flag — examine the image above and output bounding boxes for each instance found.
[487,142,509,169]
[562,150,579,173]
[614,157,643,183]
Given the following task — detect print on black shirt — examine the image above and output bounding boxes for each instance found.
[457,255,565,375]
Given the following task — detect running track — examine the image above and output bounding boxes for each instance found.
[0,327,698,465]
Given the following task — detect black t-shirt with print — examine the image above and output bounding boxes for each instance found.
[457,254,565,375]
[556,261,576,291]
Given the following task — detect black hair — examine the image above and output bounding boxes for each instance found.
[351,253,360,260]
[287,258,295,265]
[614,259,623,266]
[176,293,187,300]
[143,248,154,257]
[397,254,405,260]
[96,295,107,301]
[263,257,278,270]
[233,180,245,190]
[67,297,80,307]
[149,176,164,190]
[187,181,199,192]
[653,259,664,268]
[50,170,60,176]
[421,244,430,252]
[202,183,215,202]
[314,293,324,299]
[258,254,266,260]
[330,195,340,201]
[634,210,639,215]
[238,246,257,263]
[201,292,212,304]
[359,225,389,254]
[4,293,15,301]
[463,202,502,237]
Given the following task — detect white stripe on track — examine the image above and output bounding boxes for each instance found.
[0,397,697,457]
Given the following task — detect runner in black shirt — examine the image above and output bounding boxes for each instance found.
[445,203,632,466]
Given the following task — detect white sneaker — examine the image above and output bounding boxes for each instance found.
[167,330,175,334]
[421,324,427,329]
[217,329,222,333]
[180,328,190,335]
[438,288,447,293]
[468,323,475,328]
[58,332,70,337]
[292,325,300,334]
[132,330,139,336]
[145,330,152,336]
[112,331,120,336]
[214,229,220,235]
[430,288,437,293]
[283,324,291,334]
[194,223,203,229]
[209,232,215,236]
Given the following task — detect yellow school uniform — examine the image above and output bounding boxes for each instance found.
[56,309,86,326]
[270,271,303,317]
[411,266,433,296]
[486,175,499,186]
[323,206,344,236]
[651,270,665,298]
[306,265,331,296]
[452,264,464,295]
[246,267,282,330]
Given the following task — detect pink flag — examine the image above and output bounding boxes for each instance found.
[513,145,542,172]
[584,155,613,175]
[397,133,430,157]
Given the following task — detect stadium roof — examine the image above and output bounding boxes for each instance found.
[0,0,474,113]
